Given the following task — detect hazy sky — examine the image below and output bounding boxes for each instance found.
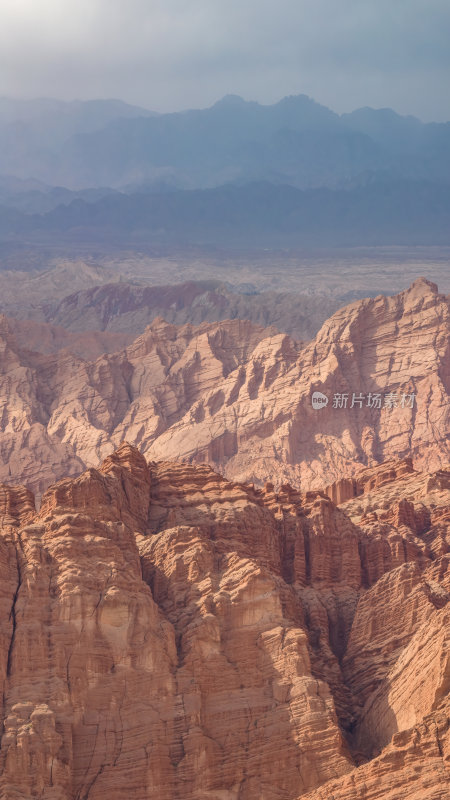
[1,0,449,120]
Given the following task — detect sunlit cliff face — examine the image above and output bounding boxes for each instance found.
[0,279,448,499]
[0,441,448,798]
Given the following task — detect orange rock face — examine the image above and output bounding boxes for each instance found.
[0,313,283,496]
[0,443,448,798]
[147,277,449,489]
[0,279,448,498]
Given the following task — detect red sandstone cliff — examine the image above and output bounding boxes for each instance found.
[0,279,448,497]
[0,443,448,798]
[147,277,449,487]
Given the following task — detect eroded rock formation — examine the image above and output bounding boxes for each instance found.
[0,278,448,497]
[0,443,448,798]
[2,277,340,344]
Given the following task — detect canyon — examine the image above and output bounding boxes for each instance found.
[0,83,449,800]
[0,270,448,798]
[0,442,448,798]
[0,277,448,497]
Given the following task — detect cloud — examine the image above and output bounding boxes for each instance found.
[0,0,449,120]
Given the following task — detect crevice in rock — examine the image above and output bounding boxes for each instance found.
[280,518,295,585]
[358,540,370,588]
[6,534,22,678]
[82,762,105,800]
[303,528,311,584]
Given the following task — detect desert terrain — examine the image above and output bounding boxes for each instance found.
[0,443,448,797]
[0,88,449,799]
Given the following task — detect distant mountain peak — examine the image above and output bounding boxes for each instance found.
[276,93,314,105]
[344,105,422,124]
[213,94,251,107]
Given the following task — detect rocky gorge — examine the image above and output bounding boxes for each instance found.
[0,271,448,799]
[0,443,448,798]
[0,277,448,498]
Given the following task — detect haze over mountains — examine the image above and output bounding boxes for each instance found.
[1,94,449,190]
[0,97,157,186]
[0,93,449,248]
[10,279,340,343]
[0,88,449,800]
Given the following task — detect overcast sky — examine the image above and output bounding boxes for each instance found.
[1,0,449,120]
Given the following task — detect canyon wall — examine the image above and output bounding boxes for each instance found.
[0,443,448,798]
[0,279,448,497]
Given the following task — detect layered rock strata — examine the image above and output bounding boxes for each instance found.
[0,443,448,798]
[0,278,448,497]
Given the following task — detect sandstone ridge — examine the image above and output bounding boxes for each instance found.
[0,279,448,496]
[0,443,448,798]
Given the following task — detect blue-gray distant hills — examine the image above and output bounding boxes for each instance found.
[2,179,449,247]
[0,93,449,247]
[1,93,449,190]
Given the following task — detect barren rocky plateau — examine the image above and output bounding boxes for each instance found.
[0,442,448,798]
[0,276,448,497]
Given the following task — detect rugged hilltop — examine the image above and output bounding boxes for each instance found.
[0,276,340,346]
[0,443,448,798]
[0,278,448,495]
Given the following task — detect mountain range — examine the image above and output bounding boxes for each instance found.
[1,94,449,191]
[0,93,449,248]
[0,278,447,497]
[0,89,449,800]
[7,179,450,247]
[5,278,340,344]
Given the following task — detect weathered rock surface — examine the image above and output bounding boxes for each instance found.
[148,277,449,489]
[300,697,450,800]
[0,313,285,495]
[0,444,448,798]
[324,457,416,505]
[2,277,340,343]
[0,279,448,496]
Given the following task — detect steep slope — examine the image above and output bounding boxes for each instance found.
[0,279,448,496]
[0,444,448,798]
[146,277,450,486]
[299,463,450,800]
[0,315,279,495]
[4,277,327,360]
[300,700,450,800]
